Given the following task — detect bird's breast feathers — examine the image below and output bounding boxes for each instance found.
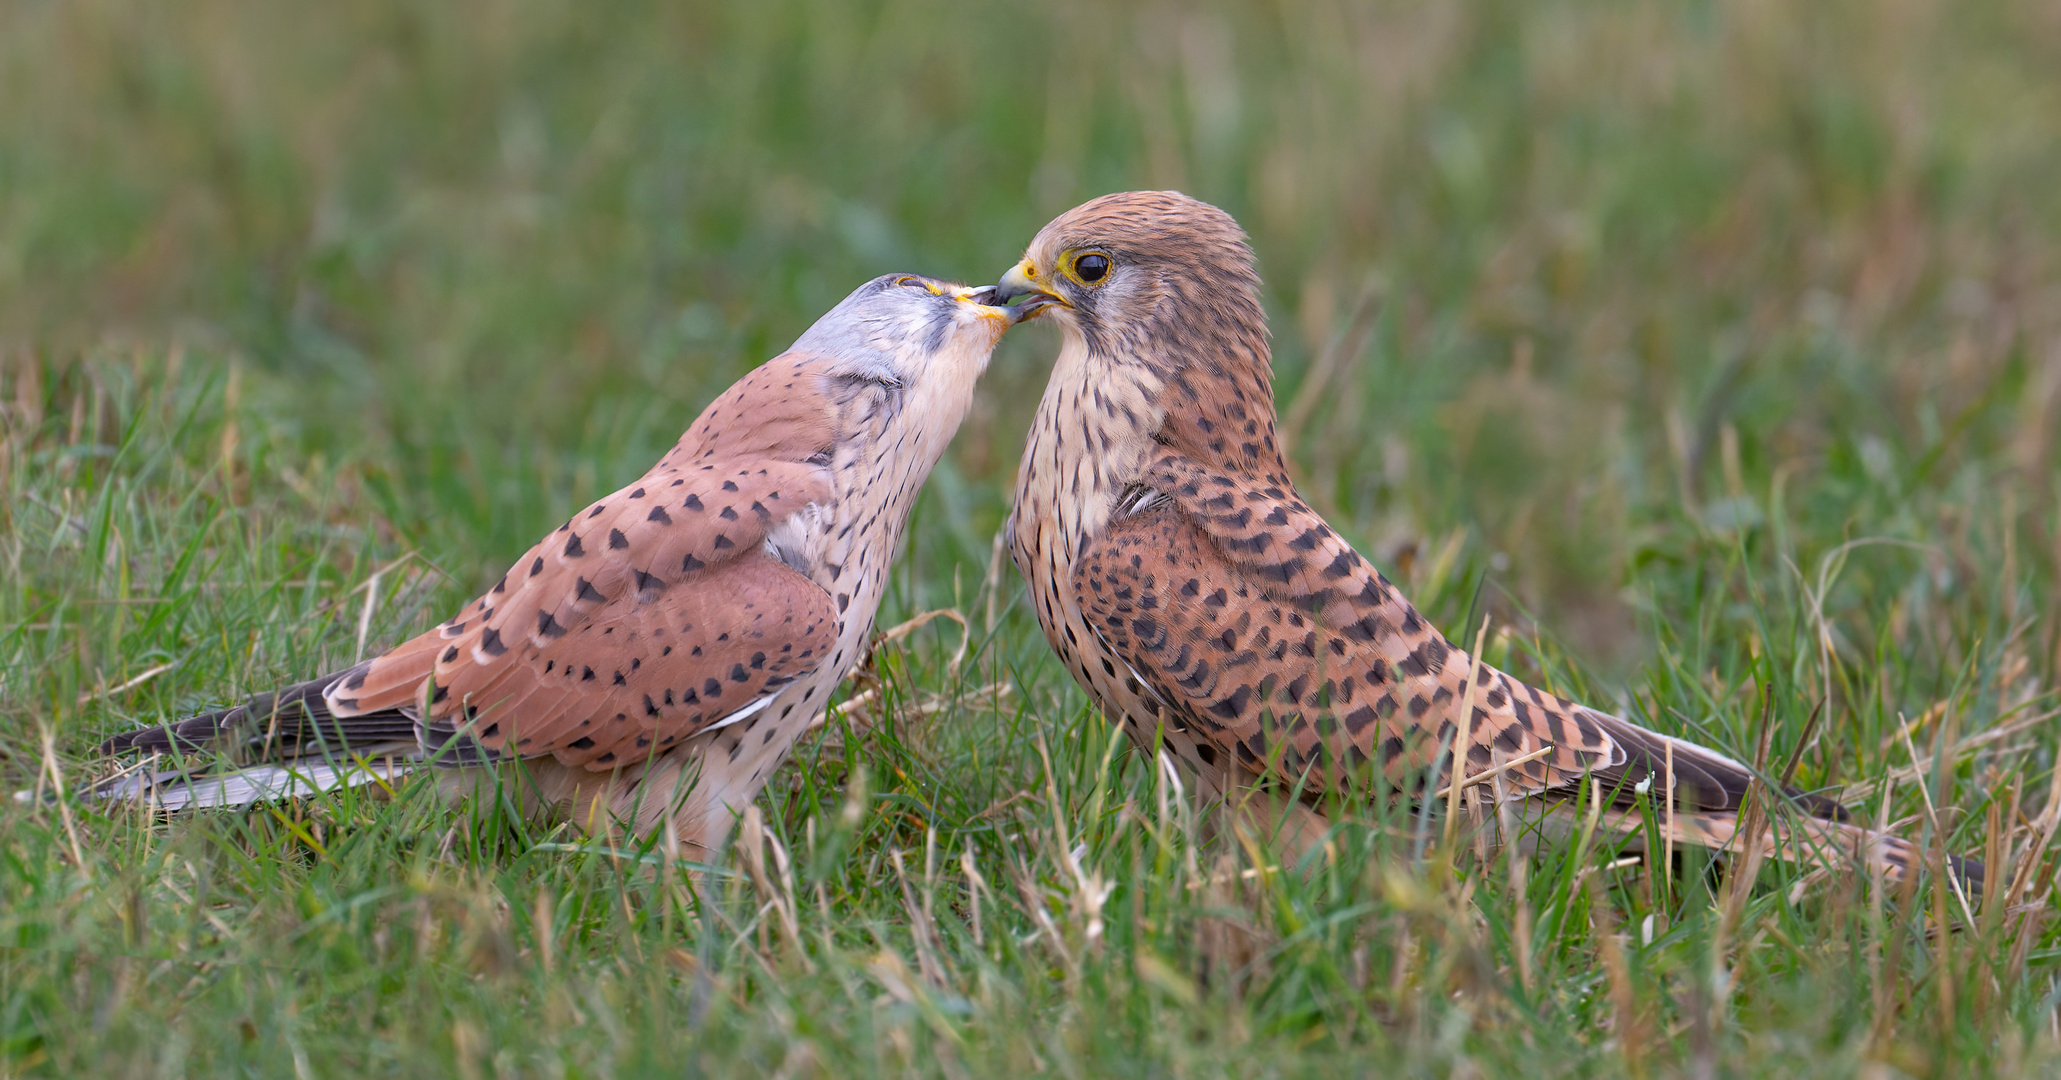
[1012,334,1168,569]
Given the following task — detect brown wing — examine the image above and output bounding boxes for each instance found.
[423,549,834,768]
[325,354,844,771]
[1073,452,1632,801]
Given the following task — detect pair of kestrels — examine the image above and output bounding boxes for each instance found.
[86,192,1972,889]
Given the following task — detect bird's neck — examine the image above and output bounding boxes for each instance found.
[1148,349,1293,488]
[1012,332,1168,558]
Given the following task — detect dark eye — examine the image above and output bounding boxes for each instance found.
[1072,253,1111,284]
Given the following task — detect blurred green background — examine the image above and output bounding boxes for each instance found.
[8,3,2061,1074]
[7,0,2060,677]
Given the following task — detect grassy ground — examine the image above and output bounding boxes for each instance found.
[6,0,2061,1075]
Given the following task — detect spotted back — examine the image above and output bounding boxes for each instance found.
[326,355,841,771]
[1074,453,1618,797]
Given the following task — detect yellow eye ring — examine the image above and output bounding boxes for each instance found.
[1062,250,1113,287]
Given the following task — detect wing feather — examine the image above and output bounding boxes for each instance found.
[1073,452,1772,807]
[320,354,842,772]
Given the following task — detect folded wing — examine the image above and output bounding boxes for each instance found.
[1075,451,1781,814]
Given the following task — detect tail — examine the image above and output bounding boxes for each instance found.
[64,757,414,811]
[1547,711,1986,898]
[97,669,417,761]
[48,668,425,812]
[1543,797,1985,899]
[1666,806,1983,896]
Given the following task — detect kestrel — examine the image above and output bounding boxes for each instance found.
[91,274,1024,859]
[995,191,1976,888]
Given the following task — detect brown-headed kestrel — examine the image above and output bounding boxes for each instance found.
[994,191,1976,889]
[91,274,1024,859]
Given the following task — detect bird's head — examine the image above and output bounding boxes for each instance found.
[796,272,1020,387]
[992,190,1269,379]
[994,191,1287,481]
[782,272,1024,456]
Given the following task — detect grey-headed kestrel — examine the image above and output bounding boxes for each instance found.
[90,274,1024,859]
[994,191,1977,889]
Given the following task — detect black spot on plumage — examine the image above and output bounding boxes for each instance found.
[681,553,705,573]
[1256,559,1297,584]
[581,666,596,682]
[721,480,739,492]
[634,568,663,593]
[530,556,545,577]
[568,736,595,750]
[609,529,629,550]
[564,533,585,558]
[1211,684,1253,718]
[538,611,566,638]
[713,535,734,550]
[684,494,704,511]
[479,628,508,657]
[576,577,605,604]
[442,646,459,663]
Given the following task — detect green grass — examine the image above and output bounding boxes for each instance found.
[6,0,2061,1074]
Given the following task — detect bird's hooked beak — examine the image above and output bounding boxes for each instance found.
[991,261,1066,321]
[950,282,1048,326]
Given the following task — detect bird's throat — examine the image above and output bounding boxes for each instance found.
[1011,332,1167,590]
